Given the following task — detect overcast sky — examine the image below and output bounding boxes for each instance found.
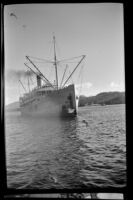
[4,3,125,105]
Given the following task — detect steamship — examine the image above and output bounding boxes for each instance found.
[19,36,85,117]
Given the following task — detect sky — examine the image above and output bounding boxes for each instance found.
[4,3,125,105]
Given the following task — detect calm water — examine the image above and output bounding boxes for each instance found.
[5,104,126,189]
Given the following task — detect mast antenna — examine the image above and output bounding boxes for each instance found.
[53,35,58,89]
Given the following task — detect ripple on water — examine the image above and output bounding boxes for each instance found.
[5,104,126,189]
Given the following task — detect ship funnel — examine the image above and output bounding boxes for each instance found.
[36,73,41,87]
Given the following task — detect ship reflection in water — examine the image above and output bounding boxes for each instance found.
[5,104,126,189]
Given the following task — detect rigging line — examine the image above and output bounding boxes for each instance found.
[30,61,53,64]
[63,61,79,63]
[75,64,84,97]
[55,38,62,59]
[47,40,54,60]
[57,55,84,63]
[69,70,74,84]
[25,62,52,68]
[60,64,68,88]
[62,55,86,88]
[18,81,22,97]
[30,79,36,85]
[47,65,53,80]
[77,64,84,82]
[26,56,55,89]
[29,77,37,87]
[24,63,46,85]
[79,65,84,96]
[19,79,27,93]
[58,61,69,84]
[29,75,34,85]
[53,35,58,89]
[29,55,83,64]
[28,56,54,64]
[27,69,30,92]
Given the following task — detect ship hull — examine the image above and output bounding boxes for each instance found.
[20,84,78,117]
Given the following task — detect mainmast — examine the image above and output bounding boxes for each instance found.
[53,35,58,89]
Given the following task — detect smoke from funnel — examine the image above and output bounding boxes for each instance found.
[6,69,34,82]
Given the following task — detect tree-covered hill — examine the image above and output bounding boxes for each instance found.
[78,91,125,107]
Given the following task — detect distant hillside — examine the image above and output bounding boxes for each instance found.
[5,101,20,111]
[78,91,125,107]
